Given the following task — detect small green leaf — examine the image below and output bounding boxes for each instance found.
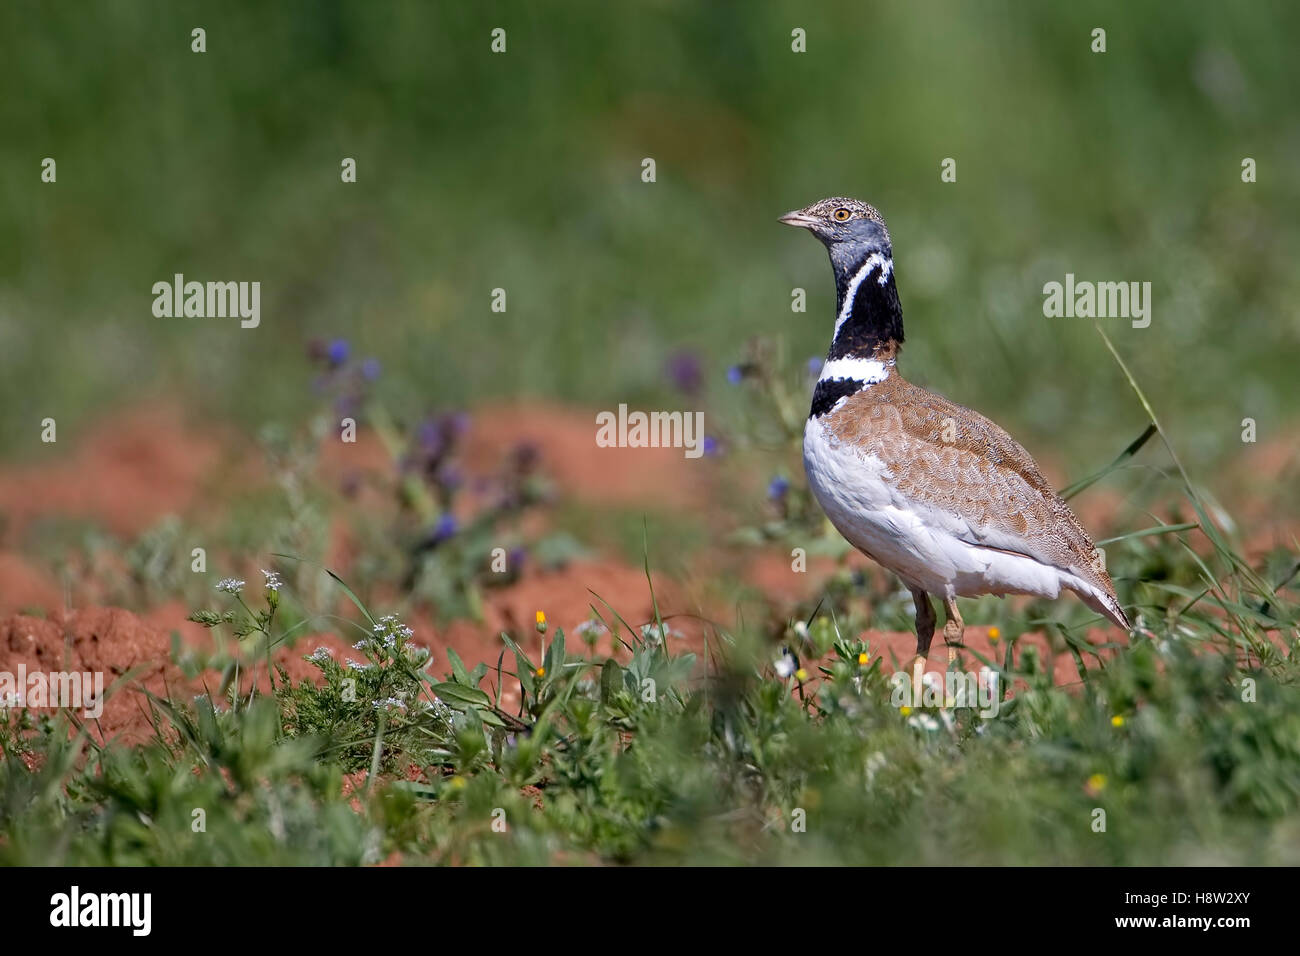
[501,633,536,698]
[446,647,471,685]
[429,682,492,709]
[601,660,623,705]
[469,662,488,688]
[545,628,566,678]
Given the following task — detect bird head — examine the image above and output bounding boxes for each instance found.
[781,195,889,244]
[781,197,893,283]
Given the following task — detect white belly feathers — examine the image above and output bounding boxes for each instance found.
[802,414,1077,603]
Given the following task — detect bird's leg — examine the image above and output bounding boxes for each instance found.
[910,588,936,706]
[942,595,964,667]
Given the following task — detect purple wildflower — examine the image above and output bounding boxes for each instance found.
[428,513,458,545]
[666,350,703,395]
[417,419,443,454]
[442,411,471,439]
[327,339,350,367]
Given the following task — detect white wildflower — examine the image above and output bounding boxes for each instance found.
[774,654,795,679]
[422,695,455,722]
[371,613,414,650]
[907,712,941,732]
[640,622,681,645]
[216,578,245,594]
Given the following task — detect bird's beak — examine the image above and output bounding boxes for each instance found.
[779,210,818,229]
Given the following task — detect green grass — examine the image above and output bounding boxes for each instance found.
[2,515,1297,865]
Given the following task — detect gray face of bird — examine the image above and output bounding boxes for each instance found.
[782,200,894,296]
[779,197,893,280]
[825,220,892,282]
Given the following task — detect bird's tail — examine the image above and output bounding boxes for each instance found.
[1072,579,1131,631]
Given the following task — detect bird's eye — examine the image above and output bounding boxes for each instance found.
[833,208,852,222]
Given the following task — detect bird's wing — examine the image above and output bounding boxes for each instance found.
[824,378,1122,608]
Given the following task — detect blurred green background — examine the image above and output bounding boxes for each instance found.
[3,0,1297,479]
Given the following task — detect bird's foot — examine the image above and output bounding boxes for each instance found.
[943,619,963,655]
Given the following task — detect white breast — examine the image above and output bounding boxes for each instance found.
[802,414,939,590]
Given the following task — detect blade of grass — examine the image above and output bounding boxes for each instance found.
[1060,423,1157,501]
[364,711,387,794]
[641,518,666,651]
[1095,522,1197,546]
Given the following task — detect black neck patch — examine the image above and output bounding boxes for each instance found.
[809,377,864,418]
[829,259,905,361]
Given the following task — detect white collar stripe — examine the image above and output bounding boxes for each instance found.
[818,356,891,385]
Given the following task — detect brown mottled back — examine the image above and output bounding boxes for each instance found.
[823,373,1119,601]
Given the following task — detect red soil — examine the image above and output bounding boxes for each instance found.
[0,405,233,542]
[0,551,62,612]
[0,606,360,745]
